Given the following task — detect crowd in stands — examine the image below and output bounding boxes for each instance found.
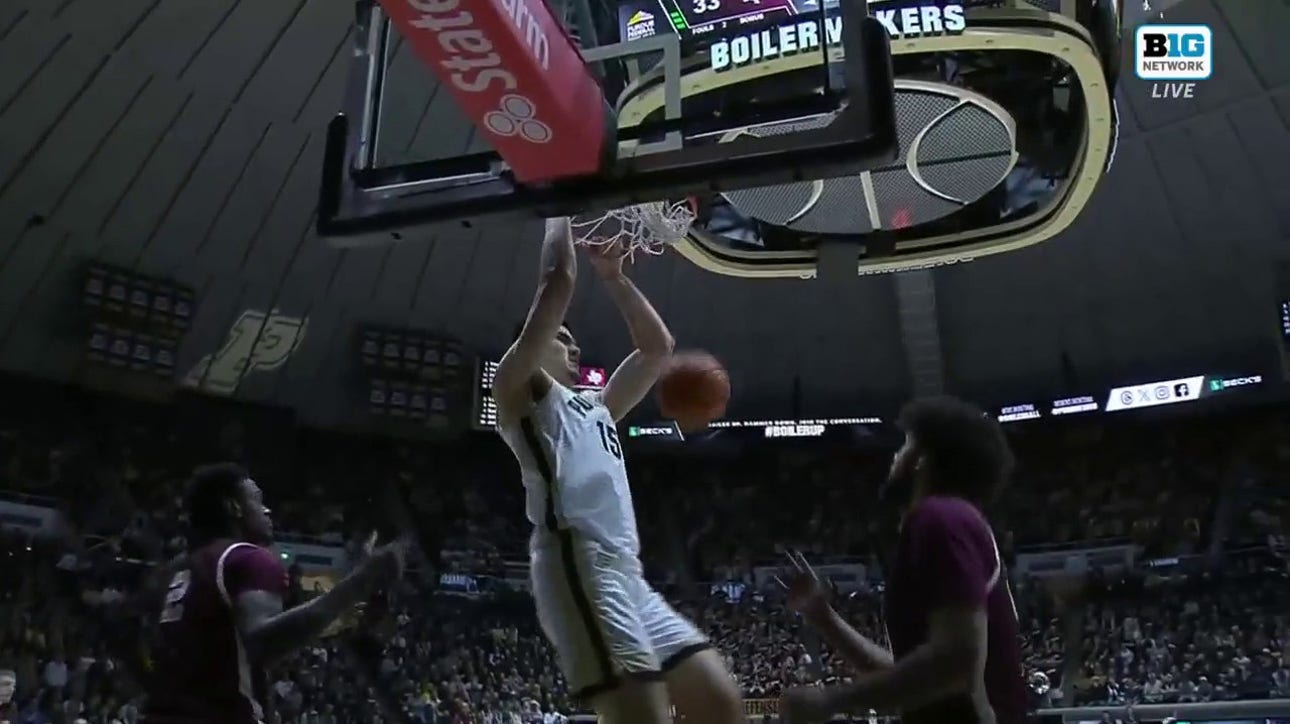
[1,377,1289,722]
[1074,556,1290,706]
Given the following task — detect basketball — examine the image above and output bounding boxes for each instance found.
[657,351,730,430]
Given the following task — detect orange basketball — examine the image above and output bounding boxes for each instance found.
[657,351,730,430]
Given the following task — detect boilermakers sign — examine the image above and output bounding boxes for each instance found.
[710,3,966,71]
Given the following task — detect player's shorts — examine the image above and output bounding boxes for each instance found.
[530,530,710,701]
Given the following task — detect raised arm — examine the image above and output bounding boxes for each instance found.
[779,510,998,723]
[232,539,406,664]
[781,551,894,673]
[494,218,577,424]
[811,607,897,672]
[588,245,675,421]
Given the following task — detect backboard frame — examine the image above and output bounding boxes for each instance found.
[316,0,898,242]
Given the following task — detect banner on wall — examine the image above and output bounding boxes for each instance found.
[274,540,346,573]
[752,562,865,591]
[0,498,63,538]
[1014,544,1136,577]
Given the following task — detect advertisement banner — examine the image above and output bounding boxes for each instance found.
[0,498,63,538]
[274,540,348,573]
[1014,544,1136,577]
[753,562,865,591]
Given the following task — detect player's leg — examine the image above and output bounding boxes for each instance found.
[589,681,672,724]
[638,589,744,724]
[530,533,672,724]
[663,647,745,723]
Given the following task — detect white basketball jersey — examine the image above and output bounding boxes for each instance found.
[498,383,640,555]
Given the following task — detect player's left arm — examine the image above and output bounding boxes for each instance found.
[820,606,988,713]
[796,507,995,715]
[231,541,404,664]
[591,247,674,421]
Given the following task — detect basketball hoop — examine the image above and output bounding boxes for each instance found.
[570,199,696,261]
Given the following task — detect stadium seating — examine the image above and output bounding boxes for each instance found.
[0,379,1287,723]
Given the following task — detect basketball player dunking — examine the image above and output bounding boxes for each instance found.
[778,397,1027,724]
[143,463,408,724]
[495,218,743,724]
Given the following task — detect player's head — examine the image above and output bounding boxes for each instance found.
[184,462,274,546]
[515,321,580,386]
[0,669,14,706]
[890,396,1015,506]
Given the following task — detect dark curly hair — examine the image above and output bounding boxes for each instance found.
[183,462,249,544]
[897,396,1015,505]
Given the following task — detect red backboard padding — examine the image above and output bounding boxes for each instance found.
[378,0,612,183]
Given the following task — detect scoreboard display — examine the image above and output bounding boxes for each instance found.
[475,360,500,430]
[619,0,806,42]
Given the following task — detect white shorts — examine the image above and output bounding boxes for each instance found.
[530,530,709,700]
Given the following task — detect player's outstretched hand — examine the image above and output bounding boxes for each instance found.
[359,532,412,579]
[778,685,834,724]
[378,535,413,578]
[585,239,627,280]
[360,530,379,558]
[775,550,832,623]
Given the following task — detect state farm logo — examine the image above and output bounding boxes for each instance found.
[484,94,551,144]
[407,0,524,93]
[403,0,553,145]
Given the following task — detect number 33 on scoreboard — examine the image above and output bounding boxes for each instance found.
[693,0,720,13]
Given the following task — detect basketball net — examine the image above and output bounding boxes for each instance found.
[570,200,696,261]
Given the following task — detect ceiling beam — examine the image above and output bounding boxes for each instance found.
[893,269,945,398]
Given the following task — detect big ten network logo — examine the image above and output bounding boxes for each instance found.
[1135,24,1212,100]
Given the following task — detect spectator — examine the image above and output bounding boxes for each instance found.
[2,379,1290,721]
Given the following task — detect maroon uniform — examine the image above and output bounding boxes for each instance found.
[884,496,1027,724]
[145,540,288,724]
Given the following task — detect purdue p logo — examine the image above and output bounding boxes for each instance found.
[185,309,308,395]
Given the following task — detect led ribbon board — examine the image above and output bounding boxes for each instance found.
[627,372,1266,442]
[710,2,966,71]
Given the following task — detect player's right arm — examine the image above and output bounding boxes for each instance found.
[231,539,406,664]
[780,551,894,672]
[810,607,896,672]
[494,218,577,424]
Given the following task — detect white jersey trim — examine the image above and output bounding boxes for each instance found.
[518,415,563,531]
[214,542,265,721]
[214,542,257,606]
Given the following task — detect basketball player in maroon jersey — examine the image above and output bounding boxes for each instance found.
[143,463,407,724]
[778,397,1027,724]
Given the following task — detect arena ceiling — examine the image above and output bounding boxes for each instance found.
[0,0,1287,425]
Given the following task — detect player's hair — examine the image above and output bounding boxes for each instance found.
[184,462,250,544]
[897,396,1015,505]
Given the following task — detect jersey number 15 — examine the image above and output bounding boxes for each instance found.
[568,395,622,460]
[597,422,621,460]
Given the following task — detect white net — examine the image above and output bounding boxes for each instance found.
[570,200,696,260]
